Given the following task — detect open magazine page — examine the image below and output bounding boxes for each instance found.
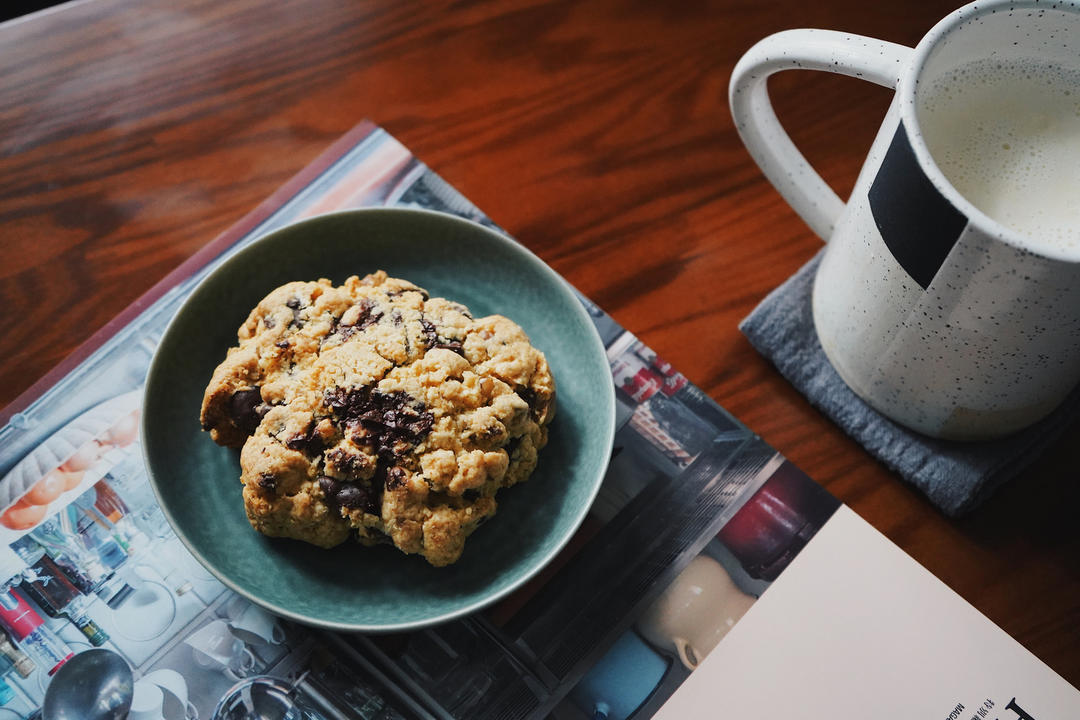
[0,124,1075,720]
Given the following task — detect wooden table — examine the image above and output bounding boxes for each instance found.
[2,0,1077,688]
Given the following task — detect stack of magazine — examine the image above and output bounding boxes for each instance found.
[0,123,1075,719]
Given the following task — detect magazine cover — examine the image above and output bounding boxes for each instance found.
[0,123,1075,720]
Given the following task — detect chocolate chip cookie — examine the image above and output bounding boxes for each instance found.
[200,271,554,566]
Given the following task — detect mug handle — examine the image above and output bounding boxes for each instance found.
[225,647,257,681]
[673,637,699,671]
[728,30,914,240]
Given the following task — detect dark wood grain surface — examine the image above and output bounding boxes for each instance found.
[3,0,1078,687]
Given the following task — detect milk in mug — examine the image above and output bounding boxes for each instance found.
[919,58,1080,255]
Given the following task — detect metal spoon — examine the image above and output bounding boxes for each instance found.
[42,648,134,720]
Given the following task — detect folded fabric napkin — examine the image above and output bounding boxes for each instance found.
[739,250,1080,516]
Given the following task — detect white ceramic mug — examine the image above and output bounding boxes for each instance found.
[730,0,1080,440]
[129,681,166,720]
[184,620,257,681]
[636,555,756,670]
[142,669,199,720]
[226,601,286,647]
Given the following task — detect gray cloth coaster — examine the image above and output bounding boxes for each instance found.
[739,250,1080,516]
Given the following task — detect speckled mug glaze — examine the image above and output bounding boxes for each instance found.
[731,0,1080,440]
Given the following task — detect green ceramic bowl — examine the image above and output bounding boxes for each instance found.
[142,208,614,632]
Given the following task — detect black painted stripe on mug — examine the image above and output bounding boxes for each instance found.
[868,121,968,289]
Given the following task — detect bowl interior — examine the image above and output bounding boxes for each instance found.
[142,209,614,631]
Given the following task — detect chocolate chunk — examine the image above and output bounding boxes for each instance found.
[406,416,434,439]
[327,298,383,344]
[285,421,324,456]
[420,318,438,348]
[374,444,399,465]
[228,388,265,435]
[318,475,378,514]
[385,467,407,490]
[518,387,537,408]
[325,386,434,481]
[387,287,430,301]
[360,409,388,426]
[318,475,340,497]
[419,318,465,356]
[448,302,472,319]
[325,447,368,478]
[439,339,464,355]
[333,485,366,510]
[324,386,359,416]
[257,473,277,492]
[468,425,504,445]
[286,297,304,329]
[275,339,290,349]
[387,287,430,300]
[325,388,434,442]
[329,324,354,344]
[355,299,383,330]
[325,386,376,421]
[306,422,324,452]
[343,298,383,332]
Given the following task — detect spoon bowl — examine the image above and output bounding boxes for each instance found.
[42,649,133,720]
